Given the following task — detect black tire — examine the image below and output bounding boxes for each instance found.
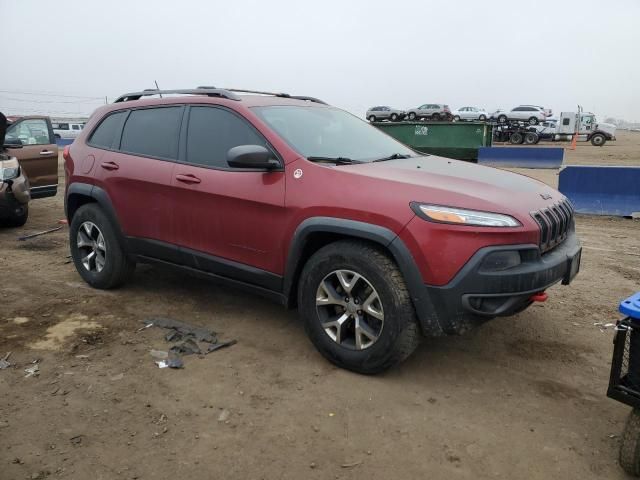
[528,117,539,125]
[524,132,539,145]
[453,115,460,122]
[0,204,28,227]
[54,134,61,140]
[498,114,507,123]
[408,112,416,121]
[431,113,441,121]
[368,115,376,122]
[297,240,421,374]
[510,132,524,144]
[479,114,487,121]
[69,203,135,289]
[390,113,398,122]
[591,133,606,146]
[620,409,640,476]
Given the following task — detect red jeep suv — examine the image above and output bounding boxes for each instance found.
[64,87,581,373]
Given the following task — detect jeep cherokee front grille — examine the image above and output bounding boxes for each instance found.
[531,199,574,253]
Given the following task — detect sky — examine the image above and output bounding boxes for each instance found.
[1,0,639,121]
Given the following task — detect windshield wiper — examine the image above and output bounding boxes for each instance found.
[371,153,413,162]
[306,156,363,165]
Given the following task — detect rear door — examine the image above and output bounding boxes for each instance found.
[171,105,286,281]
[93,106,182,260]
[5,117,58,198]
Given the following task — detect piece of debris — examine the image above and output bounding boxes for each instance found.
[18,226,63,241]
[309,462,317,469]
[70,435,84,446]
[24,363,40,378]
[594,322,616,331]
[150,350,168,360]
[110,373,124,381]
[341,460,362,469]
[0,352,11,370]
[218,409,231,422]
[143,317,236,368]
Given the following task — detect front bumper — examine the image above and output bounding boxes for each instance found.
[0,174,30,219]
[422,231,581,335]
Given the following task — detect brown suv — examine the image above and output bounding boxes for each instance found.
[1,114,59,225]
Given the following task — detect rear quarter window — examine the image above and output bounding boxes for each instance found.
[88,111,128,149]
[120,107,183,160]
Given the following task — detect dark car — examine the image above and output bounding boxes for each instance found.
[64,87,582,374]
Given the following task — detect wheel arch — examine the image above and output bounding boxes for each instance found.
[66,183,127,248]
[283,217,443,336]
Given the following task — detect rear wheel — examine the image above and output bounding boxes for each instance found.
[69,203,135,289]
[390,113,398,122]
[510,132,524,144]
[453,115,461,122]
[298,240,421,374]
[498,114,507,123]
[368,115,376,122]
[524,132,539,144]
[620,409,640,476]
[528,117,539,125]
[591,133,606,146]
[479,114,487,121]
[431,113,441,121]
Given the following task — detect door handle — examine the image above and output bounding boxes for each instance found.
[40,150,54,155]
[100,161,119,171]
[175,174,201,184]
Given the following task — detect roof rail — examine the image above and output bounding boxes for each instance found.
[113,88,241,103]
[113,87,327,105]
[225,88,327,105]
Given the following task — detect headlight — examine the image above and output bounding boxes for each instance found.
[412,203,521,227]
[0,160,20,181]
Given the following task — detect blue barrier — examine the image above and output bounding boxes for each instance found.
[55,138,74,146]
[477,147,564,169]
[559,166,640,216]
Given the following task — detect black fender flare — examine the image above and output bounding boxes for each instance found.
[282,217,444,336]
[65,183,127,249]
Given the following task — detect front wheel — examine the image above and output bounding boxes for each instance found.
[0,204,28,227]
[408,112,416,121]
[390,113,398,122]
[528,117,539,125]
[70,204,135,289]
[591,133,607,146]
[368,115,376,122]
[620,409,640,476]
[298,240,421,374]
[498,114,507,123]
[453,115,460,122]
[479,114,487,121]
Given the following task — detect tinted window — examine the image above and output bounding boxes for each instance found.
[72,124,80,130]
[89,111,127,149]
[120,107,182,159]
[6,119,51,145]
[186,107,268,168]
[53,123,69,130]
[562,118,571,126]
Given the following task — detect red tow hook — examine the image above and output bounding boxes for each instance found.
[530,292,548,302]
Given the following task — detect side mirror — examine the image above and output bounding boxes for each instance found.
[227,145,279,169]
[3,138,23,149]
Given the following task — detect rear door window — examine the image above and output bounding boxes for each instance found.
[120,107,183,160]
[88,111,128,149]
[185,106,268,169]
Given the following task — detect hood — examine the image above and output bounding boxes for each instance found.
[338,156,562,218]
[596,122,616,135]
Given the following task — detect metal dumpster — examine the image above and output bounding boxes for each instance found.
[373,121,492,161]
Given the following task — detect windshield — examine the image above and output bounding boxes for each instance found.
[252,106,415,162]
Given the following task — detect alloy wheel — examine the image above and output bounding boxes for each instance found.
[77,221,107,273]
[315,269,384,350]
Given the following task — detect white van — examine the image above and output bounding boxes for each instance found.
[52,122,85,139]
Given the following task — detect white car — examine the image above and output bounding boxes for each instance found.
[492,106,551,125]
[452,106,489,121]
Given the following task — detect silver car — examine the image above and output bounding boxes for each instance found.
[406,104,452,121]
[492,106,551,125]
[366,106,406,122]
[452,106,489,121]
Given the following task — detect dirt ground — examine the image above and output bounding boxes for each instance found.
[1,132,639,480]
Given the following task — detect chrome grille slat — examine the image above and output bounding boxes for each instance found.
[531,198,574,253]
